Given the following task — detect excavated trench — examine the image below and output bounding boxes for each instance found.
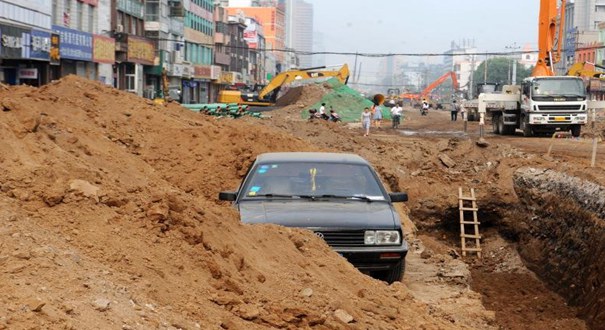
[411,170,605,329]
[512,168,605,329]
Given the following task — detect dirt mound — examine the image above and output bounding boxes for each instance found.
[0,75,479,329]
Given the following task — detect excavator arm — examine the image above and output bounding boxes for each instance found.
[532,0,565,76]
[420,71,458,98]
[258,64,349,101]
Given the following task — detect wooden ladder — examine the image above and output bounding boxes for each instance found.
[458,187,482,258]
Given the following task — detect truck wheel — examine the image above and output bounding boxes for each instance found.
[571,125,581,138]
[521,119,533,137]
[492,114,501,134]
[381,259,405,284]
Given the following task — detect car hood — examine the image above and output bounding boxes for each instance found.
[237,200,399,229]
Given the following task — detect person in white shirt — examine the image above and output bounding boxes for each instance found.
[318,103,327,119]
[390,104,403,129]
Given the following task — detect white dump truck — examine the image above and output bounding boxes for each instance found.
[477,76,588,137]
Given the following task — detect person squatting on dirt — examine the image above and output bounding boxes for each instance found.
[372,104,383,128]
[329,109,341,122]
[451,100,460,121]
[361,107,372,136]
[318,103,330,120]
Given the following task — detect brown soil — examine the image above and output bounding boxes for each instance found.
[2,76,604,329]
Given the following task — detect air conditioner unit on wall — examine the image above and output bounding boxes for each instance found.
[116,24,124,33]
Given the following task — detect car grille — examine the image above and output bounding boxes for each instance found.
[315,230,365,246]
[537,104,582,111]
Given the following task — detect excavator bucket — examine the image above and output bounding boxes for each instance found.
[373,94,385,105]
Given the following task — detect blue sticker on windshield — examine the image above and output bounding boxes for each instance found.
[260,165,269,169]
[258,169,267,174]
[250,186,261,192]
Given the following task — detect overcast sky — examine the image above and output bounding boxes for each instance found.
[304,0,539,85]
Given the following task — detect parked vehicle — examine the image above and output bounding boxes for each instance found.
[219,152,409,283]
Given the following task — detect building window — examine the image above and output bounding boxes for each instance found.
[63,0,71,27]
[77,1,83,30]
[88,5,94,33]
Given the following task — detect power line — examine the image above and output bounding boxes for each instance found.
[159,38,549,57]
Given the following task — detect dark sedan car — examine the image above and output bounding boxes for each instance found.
[219,152,409,283]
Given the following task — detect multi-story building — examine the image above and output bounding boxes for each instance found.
[443,40,477,95]
[284,0,312,69]
[0,0,53,85]
[182,0,216,103]
[113,0,155,96]
[244,17,266,84]
[225,6,285,69]
[143,0,185,100]
[226,12,248,83]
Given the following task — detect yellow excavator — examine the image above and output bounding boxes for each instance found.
[567,61,605,79]
[218,64,350,106]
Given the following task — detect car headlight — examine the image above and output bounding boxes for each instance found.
[364,230,401,245]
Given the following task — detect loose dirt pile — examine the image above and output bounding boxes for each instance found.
[0,76,495,329]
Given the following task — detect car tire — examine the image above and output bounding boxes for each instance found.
[380,259,405,284]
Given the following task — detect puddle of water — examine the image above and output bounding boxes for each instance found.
[399,129,466,137]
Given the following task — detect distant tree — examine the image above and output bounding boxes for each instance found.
[472,57,533,87]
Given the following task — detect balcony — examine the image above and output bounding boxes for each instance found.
[215,52,230,66]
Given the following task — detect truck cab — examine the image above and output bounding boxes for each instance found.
[520,76,587,137]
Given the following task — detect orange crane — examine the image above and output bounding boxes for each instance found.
[400,71,459,101]
[532,0,564,76]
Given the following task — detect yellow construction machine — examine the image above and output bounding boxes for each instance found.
[218,64,350,106]
[567,61,605,79]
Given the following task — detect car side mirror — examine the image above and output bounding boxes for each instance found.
[219,191,238,201]
[389,192,408,203]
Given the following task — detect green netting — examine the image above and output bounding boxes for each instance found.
[303,78,391,122]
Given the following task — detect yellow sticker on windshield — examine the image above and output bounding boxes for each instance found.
[310,168,317,191]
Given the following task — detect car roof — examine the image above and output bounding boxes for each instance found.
[255,152,370,165]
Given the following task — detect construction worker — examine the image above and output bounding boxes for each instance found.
[451,100,460,121]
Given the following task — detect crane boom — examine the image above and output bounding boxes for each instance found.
[532,0,565,76]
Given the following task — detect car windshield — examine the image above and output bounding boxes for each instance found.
[532,78,586,98]
[241,162,387,201]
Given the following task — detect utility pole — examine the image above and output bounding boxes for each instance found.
[505,42,520,85]
[352,51,359,85]
[484,52,488,84]
[469,54,475,99]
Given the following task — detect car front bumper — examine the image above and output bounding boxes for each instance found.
[333,241,408,272]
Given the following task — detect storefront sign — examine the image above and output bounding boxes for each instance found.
[182,64,193,79]
[50,33,60,65]
[170,64,184,77]
[52,25,92,61]
[18,68,38,79]
[93,35,115,64]
[193,65,212,79]
[29,30,51,60]
[0,24,29,59]
[211,65,221,80]
[127,35,155,65]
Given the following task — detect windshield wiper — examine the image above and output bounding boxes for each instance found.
[249,193,296,198]
[317,194,378,202]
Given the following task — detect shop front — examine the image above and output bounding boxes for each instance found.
[92,34,115,85]
[186,65,213,104]
[115,34,155,96]
[0,23,51,86]
[52,25,94,80]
